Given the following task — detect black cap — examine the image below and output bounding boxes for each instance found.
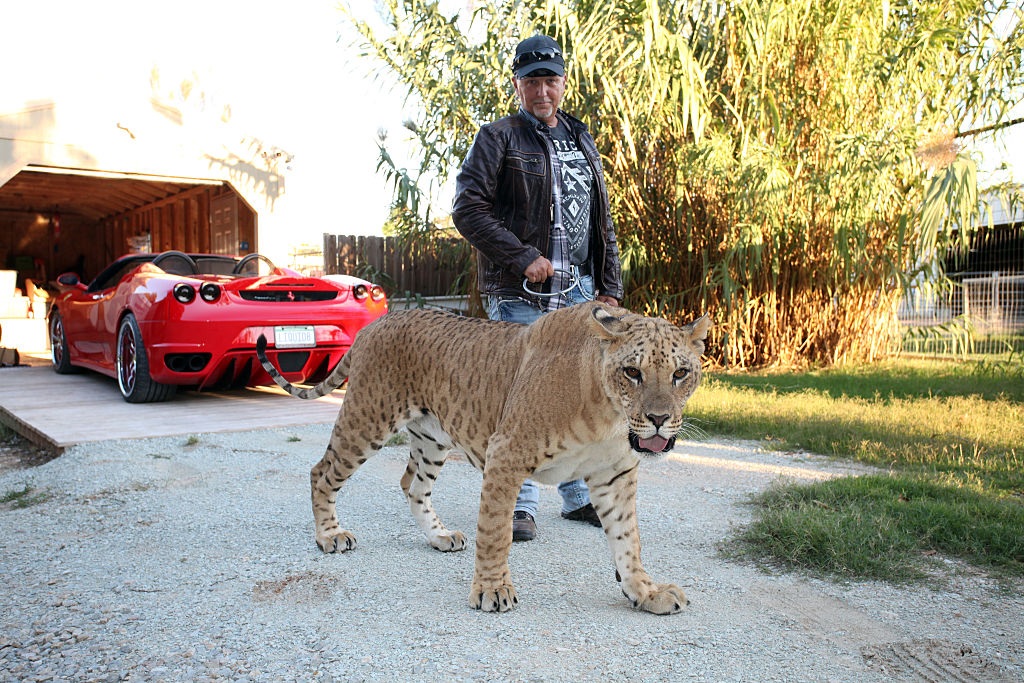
[513,35,565,78]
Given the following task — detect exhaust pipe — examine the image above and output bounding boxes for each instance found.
[165,353,211,373]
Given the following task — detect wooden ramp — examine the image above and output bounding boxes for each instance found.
[0,365,345,452]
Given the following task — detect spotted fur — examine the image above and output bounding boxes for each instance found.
[256,303,711,614]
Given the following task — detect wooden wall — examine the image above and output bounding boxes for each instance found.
[0,210,103,287]
[101,186,255,262]
[1,179,257,293]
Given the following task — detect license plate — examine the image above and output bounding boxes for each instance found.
[273,325,316,349]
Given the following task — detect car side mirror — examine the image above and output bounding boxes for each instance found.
[57,272,86,290]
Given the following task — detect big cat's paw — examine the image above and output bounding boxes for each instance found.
[469,581,518,612]
[624,582,689,615]
[316,530,357,553]
[430,530,466,552]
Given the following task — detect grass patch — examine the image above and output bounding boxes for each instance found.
[386,431,410,446]
[287,435,302,442]
[690,358,1024,582]
[183,435,199,446]
[902,331,1024,359]
[690,358,1023,495]
[732,475,1024,581]
[1,483,50,509]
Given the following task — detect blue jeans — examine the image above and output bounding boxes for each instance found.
[486,275,594,517]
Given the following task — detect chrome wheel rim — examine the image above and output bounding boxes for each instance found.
[50,316,65,367]
[117,323,137,396]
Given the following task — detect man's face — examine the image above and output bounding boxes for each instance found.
[512,74,566,126]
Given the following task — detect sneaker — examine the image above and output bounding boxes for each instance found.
[561,503,602,528]
[512,511,536,542]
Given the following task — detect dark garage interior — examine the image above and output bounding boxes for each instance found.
[0,165,256,325]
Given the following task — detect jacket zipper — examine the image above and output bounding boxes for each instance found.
[507,153,541,165]
[539,133,551,260]
[582,138,608,290]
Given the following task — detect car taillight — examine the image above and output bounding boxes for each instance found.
[200,282,221,302]
[353,284,368,300]
[370,285,385,301]
[173,283,196,303]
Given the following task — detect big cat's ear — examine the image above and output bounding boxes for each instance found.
[590,306,628,339]
[681,314,712,355]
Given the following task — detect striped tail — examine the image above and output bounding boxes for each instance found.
[255,334,350,400]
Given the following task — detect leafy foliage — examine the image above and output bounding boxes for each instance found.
[345,0,1023,367]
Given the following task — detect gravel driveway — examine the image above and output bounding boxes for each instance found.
[1,425,1020,682]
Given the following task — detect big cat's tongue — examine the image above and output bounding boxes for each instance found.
[638,435,670,452]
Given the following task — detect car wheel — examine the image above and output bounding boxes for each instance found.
[116,313,176,403]
[49,311,78,374]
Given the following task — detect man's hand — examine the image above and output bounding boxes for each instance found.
[596,295,619,306]
[523,255,555,283]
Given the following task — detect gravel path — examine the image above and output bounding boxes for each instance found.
[1,425,1021,682]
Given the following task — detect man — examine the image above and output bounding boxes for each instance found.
[452,34,624,542]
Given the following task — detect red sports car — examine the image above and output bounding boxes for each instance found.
[48,250,387,402]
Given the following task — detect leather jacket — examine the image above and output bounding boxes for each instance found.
[452,109,623,302]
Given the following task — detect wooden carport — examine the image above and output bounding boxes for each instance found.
[0,165,257,286]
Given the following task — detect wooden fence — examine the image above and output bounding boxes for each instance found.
[322,234,471,297]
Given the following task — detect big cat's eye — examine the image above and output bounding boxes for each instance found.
[673,368,689,380]
[623,367,642,380]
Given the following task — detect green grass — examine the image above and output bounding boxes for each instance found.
[691,358,1024,495]
[386,431,410,446]
[734,476,1024,582]
[901,330,1024,358]
[1,483,50,509]
[689,358,1024,582]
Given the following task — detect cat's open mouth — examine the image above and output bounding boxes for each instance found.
[629,432,676,454]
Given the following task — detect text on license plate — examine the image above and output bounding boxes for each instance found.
[273,325,316,349]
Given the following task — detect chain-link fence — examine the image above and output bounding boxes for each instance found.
[899,201,1024,359]
[899,271,1024,357]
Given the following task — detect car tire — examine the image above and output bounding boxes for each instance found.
[49,311,78,374]
[116,313,176,403]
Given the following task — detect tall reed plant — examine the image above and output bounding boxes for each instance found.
[347,0,1023,367]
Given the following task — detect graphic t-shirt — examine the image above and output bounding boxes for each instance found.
[548,122,593,267]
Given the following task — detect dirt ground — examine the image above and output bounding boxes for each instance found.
[2,425,1021,681]
[0,428,57,475]
[0,350,55,476]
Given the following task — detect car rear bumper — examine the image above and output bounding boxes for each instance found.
[139,319,366,388]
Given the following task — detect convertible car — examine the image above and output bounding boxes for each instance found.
[48,250,387,402]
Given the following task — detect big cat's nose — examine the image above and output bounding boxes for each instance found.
[647,413,669,428]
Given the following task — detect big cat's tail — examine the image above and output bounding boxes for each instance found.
[256,334,350,399]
